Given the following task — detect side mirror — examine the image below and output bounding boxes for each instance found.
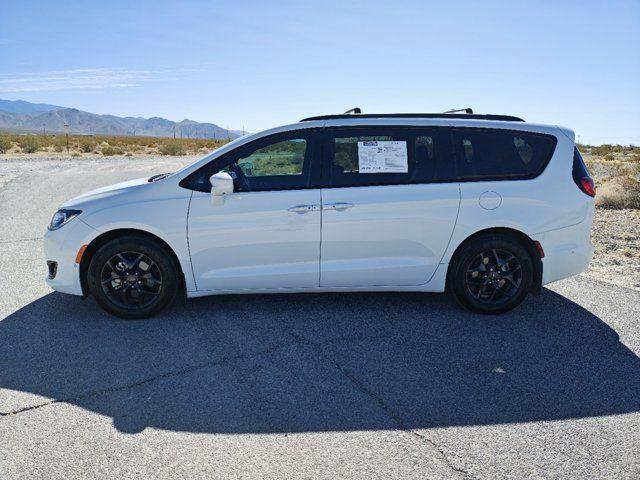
[210,172,233,205]
[210,172,234,196]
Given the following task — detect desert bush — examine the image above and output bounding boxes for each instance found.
[18,135,41,153]
[576,143,589,154]
[159,141,185,156]
[101,146,123,156]
[0,135,12,153]
[591,144,614,157]
[597,176,640,209]
[49,135,68,148]
[79,138,97,153]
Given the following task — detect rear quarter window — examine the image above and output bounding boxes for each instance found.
[572,147,591,178]
[453,128,557,181]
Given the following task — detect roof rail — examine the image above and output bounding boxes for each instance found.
[300,112,524,122]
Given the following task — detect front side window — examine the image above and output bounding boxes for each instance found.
[453,128,556,180]
[235,139,307,177]
[180,132,315,192]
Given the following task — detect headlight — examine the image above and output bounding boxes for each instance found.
[48,209,82,231]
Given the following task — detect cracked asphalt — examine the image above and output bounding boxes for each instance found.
[1,156,639,479]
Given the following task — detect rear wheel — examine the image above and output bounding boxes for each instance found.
[87,235,180,319]
[448,234,533,314]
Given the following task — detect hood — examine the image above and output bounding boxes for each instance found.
[60,177,150,209]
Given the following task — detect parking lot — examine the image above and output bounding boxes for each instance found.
[1,156,639,479]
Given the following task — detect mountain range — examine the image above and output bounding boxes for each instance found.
[0,99,243,140]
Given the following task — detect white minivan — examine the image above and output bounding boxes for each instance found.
[44,111,596,318]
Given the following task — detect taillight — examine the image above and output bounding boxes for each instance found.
[578,177,596,197]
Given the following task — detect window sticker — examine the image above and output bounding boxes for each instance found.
[357,141,408,173]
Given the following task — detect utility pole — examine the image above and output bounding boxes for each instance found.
[173,125,176,139]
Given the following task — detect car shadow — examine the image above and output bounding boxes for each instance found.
[1,289,639,434]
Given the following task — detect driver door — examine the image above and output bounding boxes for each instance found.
[187,130,322,292]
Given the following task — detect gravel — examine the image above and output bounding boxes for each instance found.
[586,208,640,290]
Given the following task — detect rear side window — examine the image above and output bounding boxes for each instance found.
[329,127,453,187]
[453,128,557,181]
[334,135,395,174]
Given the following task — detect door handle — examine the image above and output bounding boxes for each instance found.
[324,202,354,211]
[288,204,320,213]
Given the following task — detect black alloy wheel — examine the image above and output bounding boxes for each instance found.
[465,249,523,305]
[87,235,180,319]
[448,234,533,314]
[100,251,163,309]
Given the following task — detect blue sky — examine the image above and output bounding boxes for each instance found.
[0,0,638,144]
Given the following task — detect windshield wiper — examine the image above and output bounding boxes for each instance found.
[148,173,172,182]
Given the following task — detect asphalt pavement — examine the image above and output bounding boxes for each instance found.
[1,156,639,479]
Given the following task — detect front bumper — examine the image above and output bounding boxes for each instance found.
[43,218,97,296]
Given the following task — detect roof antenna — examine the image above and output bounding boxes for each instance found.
[343,107,361,115]
[443,108,473,114]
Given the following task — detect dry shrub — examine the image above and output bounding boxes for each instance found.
[0,135,12,153]
[101,146,123,156]
[18,135,41,153]
[597,176,640,209]
[159,141,185,156]
[79,138,97,153]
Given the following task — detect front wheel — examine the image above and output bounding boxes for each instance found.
[448,234,533,314]
[87,235,180,319]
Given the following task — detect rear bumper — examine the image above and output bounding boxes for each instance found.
[43,218,97,296]
[532,217,594,285]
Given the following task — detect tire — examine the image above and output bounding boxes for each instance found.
[447,233,533,314]
[87,235,180,319]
